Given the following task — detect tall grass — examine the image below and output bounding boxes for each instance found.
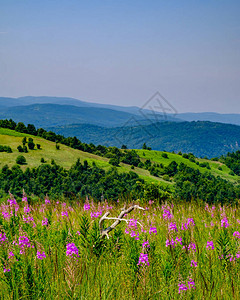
[0,195,239,299]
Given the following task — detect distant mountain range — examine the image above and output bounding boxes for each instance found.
[46,121,240,158]
[1,96,240,126]
[1,96,240,157]
[0,96,180,127]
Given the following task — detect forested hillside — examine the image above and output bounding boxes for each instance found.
[1,119,240,204]
[47,121,240,158]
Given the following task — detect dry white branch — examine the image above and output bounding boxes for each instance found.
[99,205,145,239]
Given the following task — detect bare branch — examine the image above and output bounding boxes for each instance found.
[99,205,145,239]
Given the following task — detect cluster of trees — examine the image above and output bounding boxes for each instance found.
[17,137,40,153]
[0,159,145,201]
[0,145,12,153]
[174,163,240,203]
[221,150,240,176]
[0,119,140,167]
[108,148,141,167]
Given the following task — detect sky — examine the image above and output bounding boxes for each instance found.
[0,0,240,113]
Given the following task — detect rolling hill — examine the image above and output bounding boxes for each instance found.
[0,127,168,186]
[0,127,239,188]
[47,121,240,158]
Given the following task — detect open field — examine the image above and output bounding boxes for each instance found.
[0,128,165,185]
[136,149,239,184]
[0,196,239,299]
[1,128,239,190]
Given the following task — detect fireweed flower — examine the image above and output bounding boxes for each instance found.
[149,227,157,235]
[166,238,177,248]
[137,253,149,266]
[66,243,79,257]
[3,268,10,273]
[191,260,198,267]
[61,211,69,218]
[181,223,188,231]
[37,251,46,260]
[2,211,10,220]
[45,199,50,204]
[142,240,150,249]
[0,232,7,244]
[162,209,173,220]
[24,206,31,214]
[178,283,188,293]
[84,202,90,211]
[221,217,230,228]
[8,251,14,259]
[19,236,31,249]
[7,198,17,206]
[168,222,178,232]
[175,237,182,245]
[187,218,195,226]
[229,255,236,262]
[206,241,214,250]
[188,243,196,252]
[42,218,48,226]
[188,279,196,289]
[22,197,28,202]
[128,219,138,230]
[90,211,102,218]
[233,231,240,238]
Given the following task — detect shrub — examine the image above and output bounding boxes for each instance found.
[28,138,35,150]
[17,145,24,152]
[163,174,170,181]
[23,146,28,153]
[16,155,26,165]
[109,157,120,167]
[162,153,168,159]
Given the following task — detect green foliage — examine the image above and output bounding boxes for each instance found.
[162,153,168,158]
[0,145,12,153]
[16,155,26,165]
[28,138,35,150]
[109,157,120,166]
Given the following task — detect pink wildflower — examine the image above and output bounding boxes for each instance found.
[66,243,79,257]
[206,241,214,250]
[37,251,46,259]
[149,227,157,235]
[191,260,198,267]
[178,283,188,293]
[42,218,48,226]
[233,231,240,238]
[137,253,149,266]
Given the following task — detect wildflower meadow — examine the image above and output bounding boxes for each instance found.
[0,194,240,299]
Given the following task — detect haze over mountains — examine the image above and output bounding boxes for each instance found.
[1,96,240,126]
[0,96,240,158]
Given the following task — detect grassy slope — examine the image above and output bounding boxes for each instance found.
[135,149,239,184]
[0,128,166,185]
[0,128,238,188]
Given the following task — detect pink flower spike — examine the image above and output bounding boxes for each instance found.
[206,241,214,250]
[233,231,240,238]
[178,283,188,293]
[37,251,46,260]
[191,260,197,267]
[188,279,196,289]
[3,268,10,273]
[137,253,149,266]
[149,227,157,235]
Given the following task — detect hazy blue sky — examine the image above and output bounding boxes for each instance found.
[0,0,239,113]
